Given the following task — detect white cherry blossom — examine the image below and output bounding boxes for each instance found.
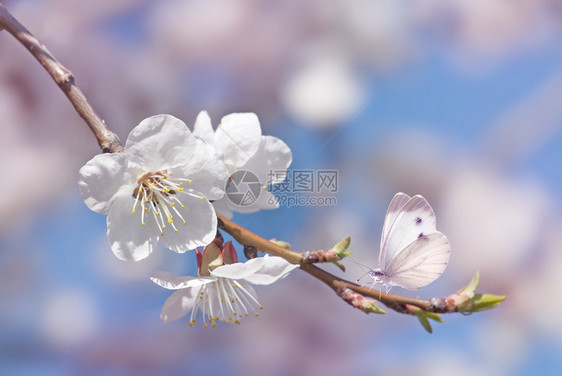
[151,240,298,327]
[193,111,292,218]
[78,114,228,261]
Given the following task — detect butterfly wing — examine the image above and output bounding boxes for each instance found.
[379,193,411,266]
[380,193,411,248]
[383,232,450,290]
[379,195,437,270]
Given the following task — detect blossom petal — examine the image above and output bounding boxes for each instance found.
[212,197,234,219]
[193,111,215,144]
[125,114,196,172]
[158,190,218,253]
[240,255,299,285]
[159,289,198,323]
[78,153,134,214]
[210,258,263,280]
[150,271,215,290]
[224,135,291,214]
[214,113,262,172]
[242,135,292,184]
[107,194,159,261]
[211,256,298,285]
[175,139,228,201]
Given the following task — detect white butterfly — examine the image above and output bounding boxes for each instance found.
[366,193,450,292]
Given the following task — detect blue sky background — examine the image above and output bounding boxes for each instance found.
[1,1,562,375]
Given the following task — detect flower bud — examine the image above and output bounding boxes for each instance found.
[454,272,506,313]
[457,271,480,297]
[221,241,238,265]
[458,293,507,313]
[331,236,352,258]
[361,300,386,314]
[199,242,223,276]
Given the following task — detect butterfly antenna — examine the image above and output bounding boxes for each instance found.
[348,255,375,276]
[356,269,372,283]
[347,256,386,296]
[348,255,372,269]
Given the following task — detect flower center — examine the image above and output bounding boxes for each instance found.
[131,169,196,236]
[188,278,263,328]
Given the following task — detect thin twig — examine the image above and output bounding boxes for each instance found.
[0,2,123,153]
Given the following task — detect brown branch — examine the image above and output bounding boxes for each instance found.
[218,214,457,314]
[217,216,303,264]
[0,2,123,153]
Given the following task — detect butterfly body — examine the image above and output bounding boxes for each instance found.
[366,268,394,293]
[370,193,451,291]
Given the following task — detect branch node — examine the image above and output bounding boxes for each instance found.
[336,287,386,314]
[302,249,339,263]
[244,245,258,260]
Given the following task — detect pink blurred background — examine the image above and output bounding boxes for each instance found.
[2,0,562,375]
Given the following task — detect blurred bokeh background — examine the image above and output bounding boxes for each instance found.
[2,0,562,375]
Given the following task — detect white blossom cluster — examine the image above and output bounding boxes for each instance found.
[78,113,296,325]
